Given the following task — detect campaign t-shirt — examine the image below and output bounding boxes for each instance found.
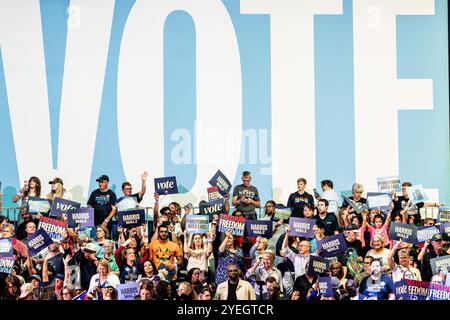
[232,184,260,219]
[87,189,117,226]
[119,261,141,284]
[287,191,314,218]
[358,274,394,300]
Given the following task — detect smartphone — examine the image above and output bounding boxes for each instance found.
[313,188,320,198]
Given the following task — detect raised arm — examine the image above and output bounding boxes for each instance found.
[383,204,394,229]
[153,193,160,222]
[388,240,401,271]
[219,231,232,253]
[138,171,148,200]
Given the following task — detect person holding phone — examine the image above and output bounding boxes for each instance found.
[12,176,41,206]
[232,171,261,220]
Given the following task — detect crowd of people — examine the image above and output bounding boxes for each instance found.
[0,171,449,301]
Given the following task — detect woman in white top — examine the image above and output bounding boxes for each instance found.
[88,259,120,299]
[47,177,73,201]
[183,231,213,272]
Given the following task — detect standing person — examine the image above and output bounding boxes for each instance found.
[420,234,449,282]
[87,175,117,231]
[358,259,395,300]
[12,176,42,206]
[117,171,148,211]
[232,171,261,220]
[47,177,72,201]
[313,199,339,236]
[317,180,339,216]
[215,265,256,300]
[74,242,99,291]
[287,178,314,218]
[341,183,366,211]
[281,226,310,279]
[148,224,183,282]
[215,231,244,284]
[183,231,213,273]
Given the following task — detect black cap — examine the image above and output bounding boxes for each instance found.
[96,175,109,182]
[48,177,64,185]
[431,234,443,241]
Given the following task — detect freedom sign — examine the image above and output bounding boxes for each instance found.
[318,277,333,297]
[38,216,67,241]
[199,198,226,221]
[117,283,139,300]
[67,207,94,228]
[308,255,330,277]
[288,217,315,238]
[0,239,13,258]
[377,176,401,193]
[154,176,178,195]
[27,229,53,257]
[117,208,146,228]
[407,280,429,300]
[389,222,418,244]
[317,234,347,257]
[245,220,272,238]
[218,214,246,236]
[427,283,450,300]
[367,192,392,211]
[50,197,81,218]
[0,256,16,274]
[417,226,440,243]
[209,170,232,196]
[27,197,51,214]
[186,215,209,234]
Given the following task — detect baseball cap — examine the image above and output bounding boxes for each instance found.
[55,273,65,281]
[96,175,110,182]
[49,177,64,185]
[28,274,41,282]
[19,283,34,299]
[431,234,443,241]
[84,242,97,253]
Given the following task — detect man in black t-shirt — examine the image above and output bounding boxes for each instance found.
[313,199,339,236]
[232,171,261,220]
[87,175,117,230]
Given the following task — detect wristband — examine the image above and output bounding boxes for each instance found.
[104,219,109,223]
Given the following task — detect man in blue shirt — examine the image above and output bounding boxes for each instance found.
[359,258,395,300]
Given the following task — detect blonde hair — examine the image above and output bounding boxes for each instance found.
[352,183,364,194]
[47,183,66,200]
[97,259,111,274]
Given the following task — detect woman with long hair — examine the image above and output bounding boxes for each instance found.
[215,231,244,284]
[138,281,155,300]
[13,176,41,205]
[329,261,348,287]
[46,177,72,201]
[183,231,213,273]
